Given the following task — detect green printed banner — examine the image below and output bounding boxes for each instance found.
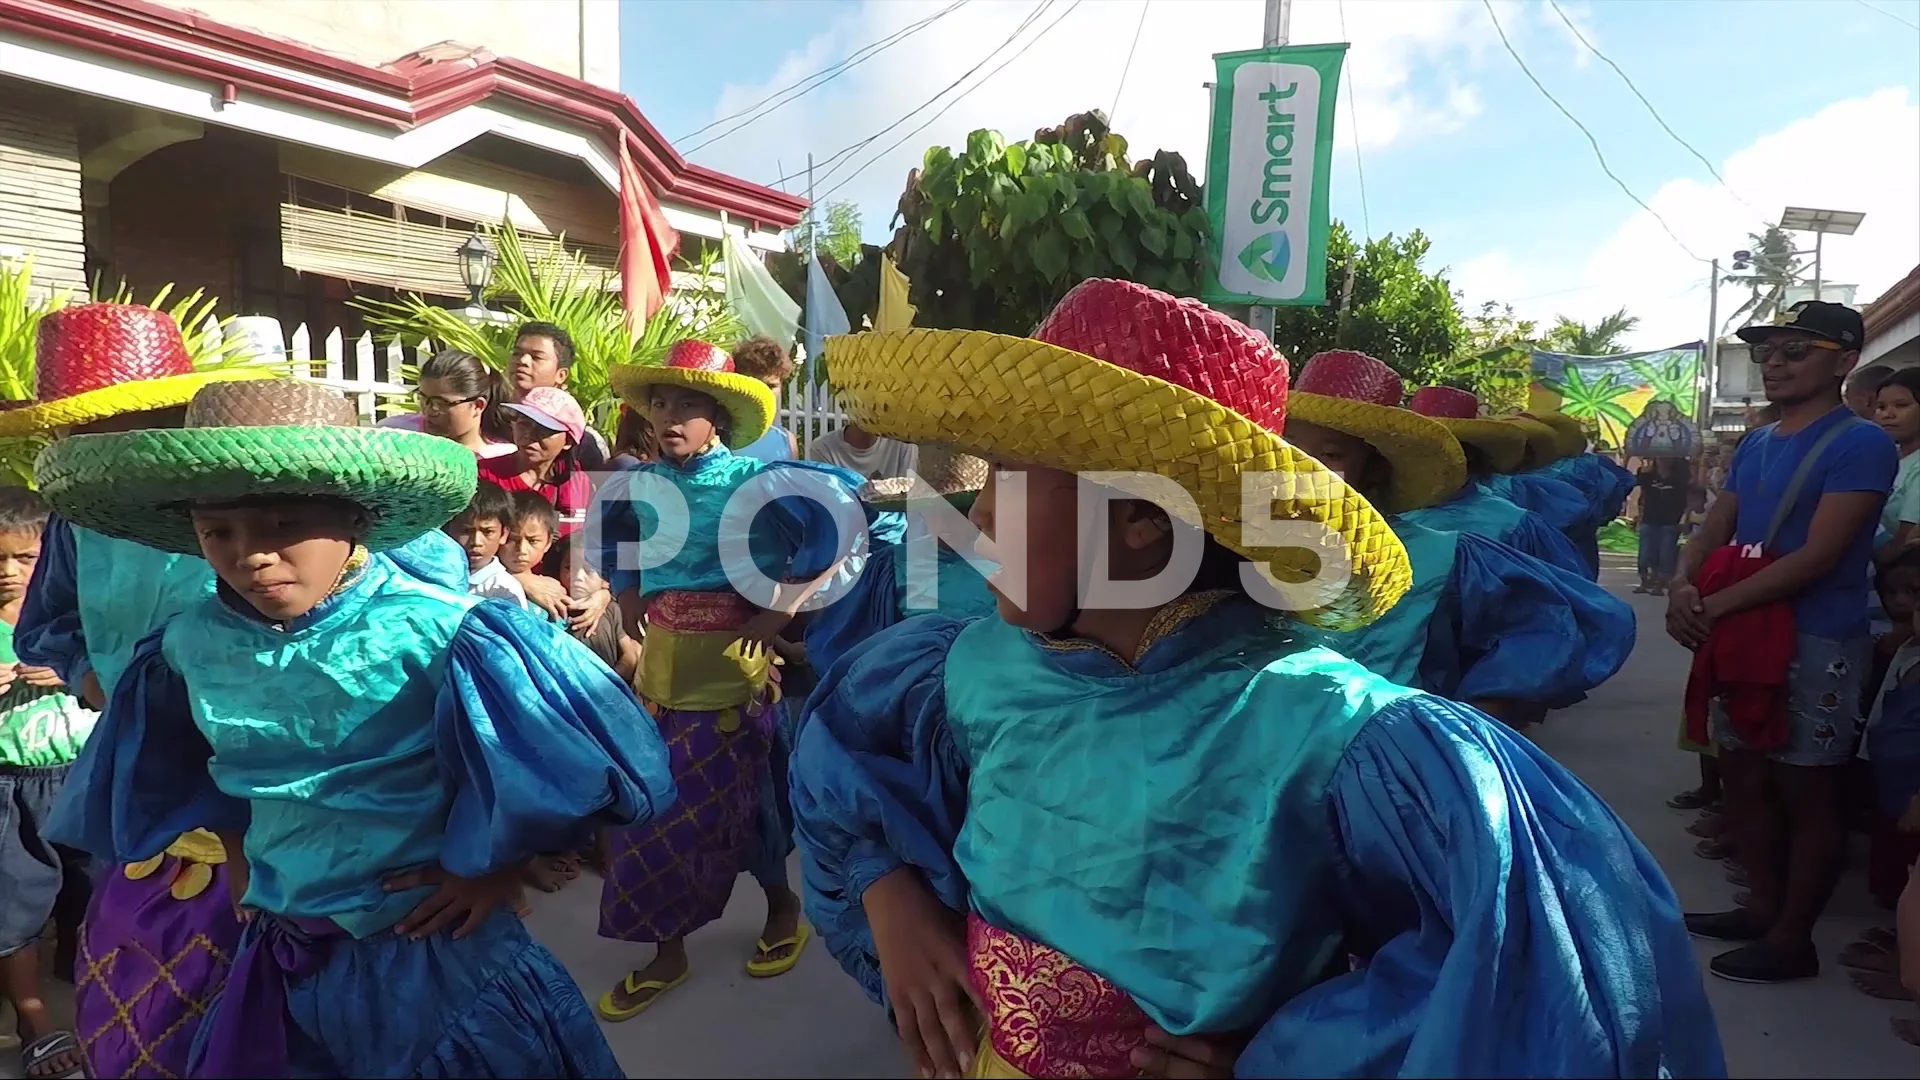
[1202,43,1346,307]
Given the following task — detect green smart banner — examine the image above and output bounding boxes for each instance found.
[1202,43,1346,308]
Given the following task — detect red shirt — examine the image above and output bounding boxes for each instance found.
[479,457,592,538]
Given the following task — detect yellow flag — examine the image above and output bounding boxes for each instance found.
[875,253,917,332]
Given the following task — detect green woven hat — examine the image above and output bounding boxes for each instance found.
[35,379,479,555]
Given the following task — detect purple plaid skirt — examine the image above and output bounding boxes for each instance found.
[76,854,242,1078]
[597,691,774,943]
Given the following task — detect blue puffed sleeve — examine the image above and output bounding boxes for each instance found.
[802,542,909,681]
[790,614,972,1006]
[753,460,905,581]
[382,529,471,591]
[434,600,675,877]
[44,627,250,862]
[1499,507,1589,578]
[592,467,643,596]
[1592,455,1635,523]
[1238,698,1724,1079]
[14,513,92,688]
[1479,473,1587,534]
[1449,532,1635,708]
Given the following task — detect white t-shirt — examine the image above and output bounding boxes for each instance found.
[468,558,527,608]
[807,429,918,480]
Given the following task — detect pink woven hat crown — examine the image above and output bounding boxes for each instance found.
[1407,385,1529,473]
[663,339,735,372]
[1294,350,1404,406]
[1286,350,1464,512]
[1406,385,1480,419]
[1028,278,1290,433]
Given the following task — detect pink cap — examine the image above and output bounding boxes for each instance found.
[503,386,586,444]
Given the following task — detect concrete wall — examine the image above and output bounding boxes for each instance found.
[151,0,620,88]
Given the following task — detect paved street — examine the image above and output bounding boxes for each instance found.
[6,560,1915,1077]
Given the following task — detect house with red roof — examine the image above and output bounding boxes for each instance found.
[0,0,806,340]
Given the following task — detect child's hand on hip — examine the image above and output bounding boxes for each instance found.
[383,865,527,939]
[1130,1026,1242,1078]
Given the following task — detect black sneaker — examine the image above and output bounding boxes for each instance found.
[1709,942,1818,984]
[1685,909,1765,942]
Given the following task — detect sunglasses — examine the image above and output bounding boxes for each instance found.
[1750,339,1844,364]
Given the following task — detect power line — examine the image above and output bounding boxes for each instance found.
[1545,0,1757,214]
[678,0,973,154]
[1480,0,1706,263]
[767,0,1056,191]
[811,0,1062,193]
[1336,0,1371,241]
[815,0,1085,204]
[1854,0,1920,31]
[1109,0,1151,129]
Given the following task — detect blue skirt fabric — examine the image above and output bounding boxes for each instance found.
[195,910,623,1079]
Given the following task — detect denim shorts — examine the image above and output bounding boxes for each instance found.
[0,763,71,955]
[1712,634,1872,767]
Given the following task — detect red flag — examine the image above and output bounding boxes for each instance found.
[618,133,680,334]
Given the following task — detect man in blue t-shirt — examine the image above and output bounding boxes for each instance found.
[1667,301,1896,986]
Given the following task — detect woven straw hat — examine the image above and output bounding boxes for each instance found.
[35,379,479,555]
[1529,411,1590,458]
[1504,416,1564,466]
[1406,386,1527,473]
[607,340,776,449]
[1286,351,1466,512]
[860,444,989,512]
[0,304,275,437]
[822,278,1412,631]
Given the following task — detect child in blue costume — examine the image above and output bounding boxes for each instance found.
[1398,384,1590,576]
[1283,352,1635,726]
[40,379,672,1078]
[802,444,1000,678]
[590,340,904,1019]
[791,279,1722,1080]
[0,302,287,1079]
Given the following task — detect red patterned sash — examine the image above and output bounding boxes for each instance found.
[966,914,1150,1079]
[647,590,756,633]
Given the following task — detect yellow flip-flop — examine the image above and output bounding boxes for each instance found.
[595,969,690,1022]
[746,922,811,978]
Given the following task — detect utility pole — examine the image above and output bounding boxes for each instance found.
[1698,258,1719,430]
[1244,0,1289,343]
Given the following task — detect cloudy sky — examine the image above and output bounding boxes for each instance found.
[620,0,1920,352]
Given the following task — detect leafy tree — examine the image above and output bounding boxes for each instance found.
[792,200,865,268]
[1723,223,1801,333]
[1269,222,1465,386]
[1457,300,1537,357]
[885,111,1210,335]
[1540,307,1639,356]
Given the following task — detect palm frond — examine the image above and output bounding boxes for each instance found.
[355,221,747,438]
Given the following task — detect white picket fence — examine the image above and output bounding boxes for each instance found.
[272,323,848,449]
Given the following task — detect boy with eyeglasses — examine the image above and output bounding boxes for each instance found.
[1671,300,1899,984]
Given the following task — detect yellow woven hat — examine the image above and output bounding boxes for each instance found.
[1405,385,1527,473]
[822,279,1412,631]
[0,303,275,438]
[1504,416,1564,466]
[1285,351,1466,512]
[1530,411,1590,458]
[607,340,776,449]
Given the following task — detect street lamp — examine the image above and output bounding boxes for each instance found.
[1778,206,1865,302]
[455,232,496,308]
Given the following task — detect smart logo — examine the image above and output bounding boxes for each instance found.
[1237,231,1291,283]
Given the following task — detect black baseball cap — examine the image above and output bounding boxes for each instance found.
[1737,300,1865,350]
